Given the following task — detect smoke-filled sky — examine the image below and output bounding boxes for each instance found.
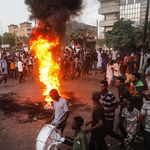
[0,0,102,33]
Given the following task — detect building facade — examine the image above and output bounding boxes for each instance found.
[8,22,33,37]
[98,0,150,39]
[99,0,120,32]
[120,0,150,25]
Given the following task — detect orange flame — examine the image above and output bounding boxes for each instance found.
[29,23,60,105]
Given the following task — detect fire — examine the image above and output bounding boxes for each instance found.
[29,23,60,105]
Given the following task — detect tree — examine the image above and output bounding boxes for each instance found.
[3,32,16,46]
[70,26,96,48]
[134,21,150,49]
[105,18,136,51]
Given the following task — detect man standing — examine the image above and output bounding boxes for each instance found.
[17,57,23,83]
[145,58,150,90]
[130,73,146,110]
[85,92,106,150]
[99,80,123,145]
[138,92,150,150]
[49,89,69,134]
[112,59,121,80]
[115,77,130,138]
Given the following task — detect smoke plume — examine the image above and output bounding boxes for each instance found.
[25,0,83,36]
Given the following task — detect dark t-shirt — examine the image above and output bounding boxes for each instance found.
[119,86,130,101]
[91,103,106,138]
[118,86,131,111]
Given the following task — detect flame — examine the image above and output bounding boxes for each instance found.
[29,22,60,105]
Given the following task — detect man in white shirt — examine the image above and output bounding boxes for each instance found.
[112,59,121,79]
[49,89,69,134]
[111,50,118,61]
[17,58,23,83]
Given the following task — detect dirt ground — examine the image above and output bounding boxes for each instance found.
[0,73,124,150]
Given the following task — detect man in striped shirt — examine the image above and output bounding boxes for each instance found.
[138,92,150,150]
[99,80,123,145]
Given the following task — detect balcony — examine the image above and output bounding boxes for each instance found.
[99,19,118,27]
[99,5,120,15]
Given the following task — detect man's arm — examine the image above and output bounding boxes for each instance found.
[56,111,69,128]
[84,120,104,134]
[137,115,145,134]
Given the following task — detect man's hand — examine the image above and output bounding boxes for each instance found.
[84,128,91,134]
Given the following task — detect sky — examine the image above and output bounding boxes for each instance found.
[0,0,102,33]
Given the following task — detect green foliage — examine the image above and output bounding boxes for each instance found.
[105,19,136,50]
[3,32,16,46]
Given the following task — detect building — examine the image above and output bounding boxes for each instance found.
[120,0,150,25]
[98,0,150,39]
[8,22,33,37]
[98,0,120,32]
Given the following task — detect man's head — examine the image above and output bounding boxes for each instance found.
[115,77,125,89]
[72,116,84,130]
[126,97,134,112]
[131,73,140,82]
[49,89,60,101]
[116,59,120,64]
[99,80,108,93]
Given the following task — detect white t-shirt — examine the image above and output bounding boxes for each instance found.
[52,97,69,126]
[112,63,121,77]
[18,61,23,72]
[122,108,139,135]
[111,51,118,60]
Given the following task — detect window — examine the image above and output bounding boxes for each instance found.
[120,3,141,24]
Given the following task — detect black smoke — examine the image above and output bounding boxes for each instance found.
[25,0,83,37]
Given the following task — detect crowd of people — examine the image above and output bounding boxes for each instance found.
[49,77,149,150]
[0,48,150,150]
[0,51,34,84]
[48,48,150,150]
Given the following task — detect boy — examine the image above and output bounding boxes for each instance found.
[122,97,143,150]
[72,116,88,150]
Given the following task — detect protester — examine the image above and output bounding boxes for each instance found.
[71,116,88,150]
[49,89,69,134]
[99,80,123,146]
[122,97,142,150]
[138,92,150,150]
[85,92,106,150]
[106,60,113,85]
[17,57,24,83]
[115,77,130,138]
[112,59,121,81]
[0,68,8,85]
[130,73,146,110]
[145,58,150,91]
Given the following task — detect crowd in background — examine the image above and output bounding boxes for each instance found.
[0,48,150,150]
[0,51,34,84]
[0,48,150,89]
